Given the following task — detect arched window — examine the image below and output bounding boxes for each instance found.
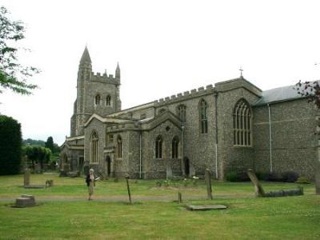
[199,99,208,133]
[106,95,111,106]
[95,94,101,105]
[155,135,163,159]
[117,135,122,158]
[172,136,179,158]
[233,99,252,146]
[177,104,186,123]
[90,131,99,163]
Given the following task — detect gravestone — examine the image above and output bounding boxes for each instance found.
[247,169,265,197]
[15,194,36,207]
[205,169,213,200]
[24,168,30,187]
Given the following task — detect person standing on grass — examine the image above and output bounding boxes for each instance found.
[86,168,95,200]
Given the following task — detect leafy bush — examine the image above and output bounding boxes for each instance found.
[295,176,311,184]
[226,171,250,182]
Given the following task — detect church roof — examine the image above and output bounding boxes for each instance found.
[254,84,302,106]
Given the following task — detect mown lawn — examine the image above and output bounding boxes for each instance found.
[0,173,319,240]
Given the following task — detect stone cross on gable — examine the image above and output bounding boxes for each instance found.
[239,67,243,77]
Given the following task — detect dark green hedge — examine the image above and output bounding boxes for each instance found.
[0,115,22,175]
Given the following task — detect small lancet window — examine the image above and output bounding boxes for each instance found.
[172,136,179,158]
[199,99,208,133]
[155,135,163,159]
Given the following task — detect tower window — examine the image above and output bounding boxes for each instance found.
[106,95,111,106]
[95,94,101,105]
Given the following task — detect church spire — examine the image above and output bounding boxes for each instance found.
[115,62,120,79]
[80,46,91,64]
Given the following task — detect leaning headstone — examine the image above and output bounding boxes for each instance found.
[247,169,265,197]
[24,168,30,187]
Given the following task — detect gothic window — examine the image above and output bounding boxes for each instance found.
[155,135,163,159]
[199,99,208,133]
[106,95,111,106]
[117,135,123,158]
[177,104,186,123]
[233,99,252,146]
[90,131,99,163]
[95,94,101,105]
[172,136,179,158]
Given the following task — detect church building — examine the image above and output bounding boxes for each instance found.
[60,47,319,180]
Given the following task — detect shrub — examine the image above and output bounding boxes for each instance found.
[295,176,311,184]
[281,171,299,183]
[0,115,22,175]
[226,171,250,182]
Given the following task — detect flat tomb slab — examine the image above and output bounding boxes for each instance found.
[186,204,227,211]
[15,195,36,208]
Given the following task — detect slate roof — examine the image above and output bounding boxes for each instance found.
[254,84,302,106]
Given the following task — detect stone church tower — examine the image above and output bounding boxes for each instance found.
[70,47,121,137]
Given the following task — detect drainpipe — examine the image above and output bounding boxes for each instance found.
[267,104,273,173]
[139,130,142,179]
[214,91,219,179]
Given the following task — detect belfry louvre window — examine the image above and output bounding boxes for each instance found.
[90,131,99,163]
[95,94,101,105]
[155,135,163,159]
[199,99,208,133]
[106,95,111,106]
[233,99,252,146]
[117,135,122,158]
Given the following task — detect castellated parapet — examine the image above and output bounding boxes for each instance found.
[155,84,214,106]
[91,71,120,85]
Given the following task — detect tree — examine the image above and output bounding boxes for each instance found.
[0,6,39,95]
[295,80,320,194]
[0,115,22,175]
[45,136,54,153]
[24,145,51,172]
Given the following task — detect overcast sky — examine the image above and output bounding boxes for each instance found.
[1,0,320,145]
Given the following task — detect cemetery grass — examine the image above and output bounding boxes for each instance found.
[0,173,319,240]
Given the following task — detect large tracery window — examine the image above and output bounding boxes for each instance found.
[199,99,208,133]
[233,99,252,146]
[172,136,179,158]
[155,135,163,159]
[90,131,99,163]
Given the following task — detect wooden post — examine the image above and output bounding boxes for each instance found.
[205,169,213,200]
[125,174,132,204]
[178,192,182,203]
